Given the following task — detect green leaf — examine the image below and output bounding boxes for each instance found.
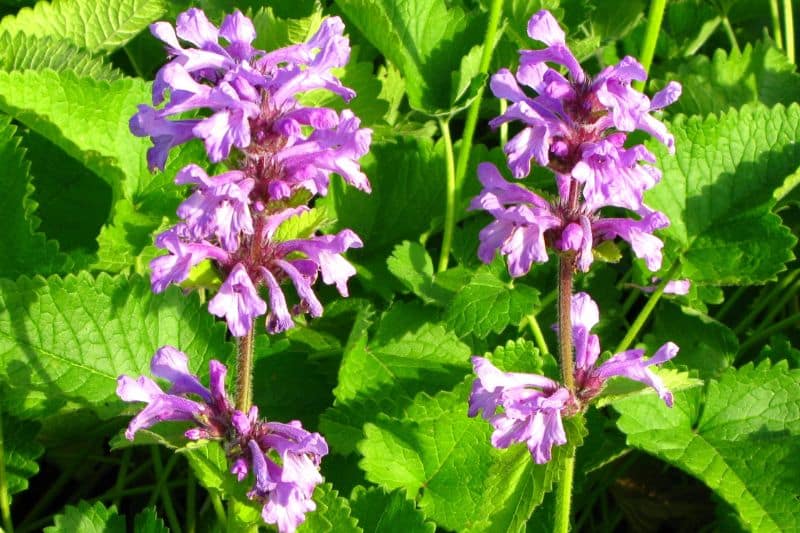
[1,410,43,503]
[0,115,69,278]
[0,70,186,201]
[0,273,231,419]
[484,339,558,378]
[445,266,540,338]
[92,199,166,273]
[0,32,121,80]
[321,302,470,453]
[647,104,799,285]
[334,0,485,114]
[386,241,452,305]
[252,2,323,50]
[133,506,169,533]
[358,382,494,530]
[644,302,737,379]
[595,367,703,407]
[615,361,800,532]
[180,441,263,527]
[273,205,335,242]
[664,42,800,116]
[298,483,361,533]
[349,486,435,533]
[466,416,586,533]
[44,501,125,533]
[319,137,446,251]
[0,0,166,52]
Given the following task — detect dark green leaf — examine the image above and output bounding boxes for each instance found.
[44,501,125,532]
[349,486,435,533]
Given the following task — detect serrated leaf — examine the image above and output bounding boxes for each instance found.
[445,266,540,338]
[319,137,445,251]
[0,273,231,419]
[358,382,495,530]
[484,339,558,378]
[615,361,800,532]
[0,115,69,278]
[0,0,166,52]
[298,483,361,532]
[133,506,169,533]
[335,0,485,114]
[467,416,586,533]
[349,486,435,533]
[321,302,470,453]
[273,205,335,242]
[252,2,323,50]
[0,70,187,201]
[386,241,452,305]
[647,104,800,285]
[44,501,125,533]
[665,42,800,116]
[644,303,737,379]
[596,367,703,407]
[1,410,43,503]
[0,32,121,80]
[92,198,166,273]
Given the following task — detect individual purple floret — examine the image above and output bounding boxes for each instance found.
[569,292,679,405]
[473,9,680,277]
[117,347,327,533]
[137,9,371,337]
[468,356,572,464]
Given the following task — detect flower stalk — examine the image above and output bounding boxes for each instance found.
[558,253,577,394]
[553,450,576,533]
[634,0,667,91]
[438,118,457,272]
[235,326,255,413]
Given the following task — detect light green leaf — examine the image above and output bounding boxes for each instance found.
[445,266,540,338]
[615,361,800,532]
[0,70,186,201]
[1,410,43,503]
[298,483,361,533]
[386,241,452,305]
[596,367,703,407]
[321,302,470,453]
[133,506,169,533]
[0,0,166,52]
[252,2,323,50]
[0,32,121,80]
[349,486,435,533]
[0,273,231,419]
[665,42,800,116]
[44,501,125,533]
[483,339,558,378]
[647,103,799,285]
[92,198,167,273]
[0,115,69,279]
[334,0,484,114]
[273,205,335,242]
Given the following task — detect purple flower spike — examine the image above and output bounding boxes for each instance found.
[594,343,679,407]
[208,263,267,336]
[469,356,572,464]
[151,345,211,402]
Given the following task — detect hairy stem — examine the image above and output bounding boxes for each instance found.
[437,118,457,272]
[784,0,795,63]
[634,0,667,91]
[0,408,13,533]
[558,254,577,393]
[553,450,576,533]
[235,327,256,413]
[615,260,680,353]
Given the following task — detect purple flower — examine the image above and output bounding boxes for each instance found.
[570,292,678,405]
[117,349,327,532]
[116,346,230,440]
[473,9,680,277]
[468,356,572,464]
[208,263,267,336]
[149,229,228,293]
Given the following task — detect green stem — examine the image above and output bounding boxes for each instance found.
[111,448,132,508]
[437,118,457,272]
[734,269,800,334]
[621,288,639,316]
[633,0,667,91]
[526,314,550,355]
[553,450,576,533]
[0,409,13,533]
[721,16,741,54]
[615,260,680,353]
[186,468,196,533]
[540,288,558,310]
[771,0,784,49]
[739,312,800,353]
[235,327,255,413]
[210,492,226,526]
[755,276,800,332]
[499,99,509,146]
[715,285,747,321]
[151,448,182,533]
[784,0,796,63]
